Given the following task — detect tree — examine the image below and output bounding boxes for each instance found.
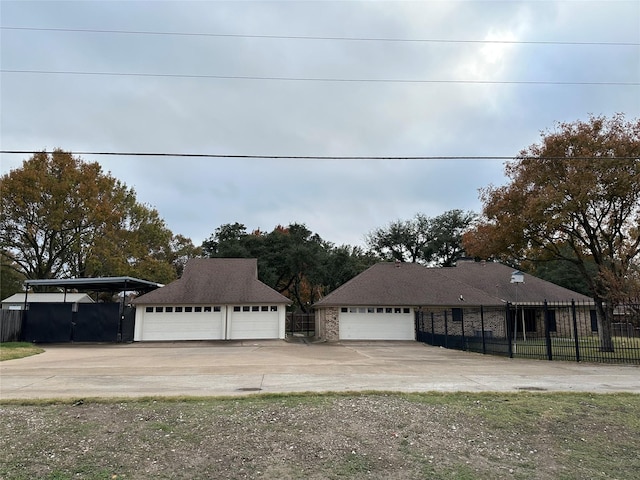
[0,150,189,284]
[1,254,24,299]
[365,214,434,263]
[366,210,476,265]
[424,210,477,266]
[463,115,640,351]
[201,222,377,311]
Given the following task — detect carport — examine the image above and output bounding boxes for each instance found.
[20,277,162,343]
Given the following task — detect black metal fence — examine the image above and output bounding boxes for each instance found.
[1,303,135,343]
[415,301,640,365]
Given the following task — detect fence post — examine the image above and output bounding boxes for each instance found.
[480,305,486,354]
[505,302,513,358]
[444,310,449,349]
[571,300,581,363]
[460,308,466,351]
[543,300,553,361]
[430,312,435,346]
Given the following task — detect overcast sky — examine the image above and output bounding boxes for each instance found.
[1,0,639,248]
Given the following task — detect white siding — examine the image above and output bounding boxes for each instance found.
[339,307,415,340]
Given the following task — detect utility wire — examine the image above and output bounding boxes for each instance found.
[1,150,637,161]
[2,26,638,46]
[2,69,637,86]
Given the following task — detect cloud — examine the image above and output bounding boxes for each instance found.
[1,0,638,248]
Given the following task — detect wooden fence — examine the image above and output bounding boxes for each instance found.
[0,310,23,342]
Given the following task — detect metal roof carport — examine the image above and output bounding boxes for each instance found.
[18,277,163,343]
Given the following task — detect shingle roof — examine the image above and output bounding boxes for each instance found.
[313,260,592,307]
[132,258,290,305]
[440,261,592,304]
[314,262,503,307]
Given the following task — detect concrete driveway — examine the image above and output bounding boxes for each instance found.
[1,340,639,399]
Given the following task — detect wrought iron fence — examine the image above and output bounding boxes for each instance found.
[286,312,315,337]
[415,301,640,365]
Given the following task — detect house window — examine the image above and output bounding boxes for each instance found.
[341,307,348,313]
[145,307,153,313]
[377,308,384,313]
[547,310,557,332]
[261,306,269,312]
[243,306,250,312]
[185,307,193,313]
[252,306,260,312]
[155,307,163,313]
[270,306,278,312]
[358,307,366,313]
[394,308,401,314]
[367,307,375,313]
[452,308,463,322]
[214,306,221,312]
[175,307,183,313]
[194,306,202,313]
[233,306,241,312]
[403,308,410,314]
[386,308,392,313]
[349,307,358,313]
[165,307,173,313]
[204,306,212,312]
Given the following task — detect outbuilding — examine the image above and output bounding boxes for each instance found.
[132,258,290,341]
[1,292,94,310]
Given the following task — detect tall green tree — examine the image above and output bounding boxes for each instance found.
[463,115,640,351]
[0,255,24,299]
[201,222,377,310]
[366,210,476,265]
[0,150,188,284]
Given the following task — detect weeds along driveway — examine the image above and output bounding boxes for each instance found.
[1,340,639,399]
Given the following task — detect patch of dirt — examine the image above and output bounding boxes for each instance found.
[1,393,639,479]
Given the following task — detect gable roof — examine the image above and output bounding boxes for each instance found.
[314,261,592,308]
[132,258,290,305]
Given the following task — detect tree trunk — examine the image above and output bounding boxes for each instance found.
[595,299,615,352]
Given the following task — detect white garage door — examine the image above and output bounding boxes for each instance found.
[339,307,415,340]
[139,306,224,341]
[228,305,280,339]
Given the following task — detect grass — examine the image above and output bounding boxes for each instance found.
[0,341,44,361]
[463,335,640,364]
[1,392,638,480]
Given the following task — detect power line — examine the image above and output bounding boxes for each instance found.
[2,26,637,47]
[2,69,637,86]
[1,150,637,161]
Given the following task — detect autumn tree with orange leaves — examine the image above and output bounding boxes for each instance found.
[0,150,192,286]
[463,115,640,351]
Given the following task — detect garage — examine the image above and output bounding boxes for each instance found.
[132,259,290,342]
[338,307,415,340]
[137,305,225,341]
[227,305,282,340]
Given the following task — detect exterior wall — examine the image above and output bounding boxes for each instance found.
[420,304,597,340]
[420,306,507,338]
[315,307,339,341]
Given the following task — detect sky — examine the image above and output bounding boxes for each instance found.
[1,0,639,249]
